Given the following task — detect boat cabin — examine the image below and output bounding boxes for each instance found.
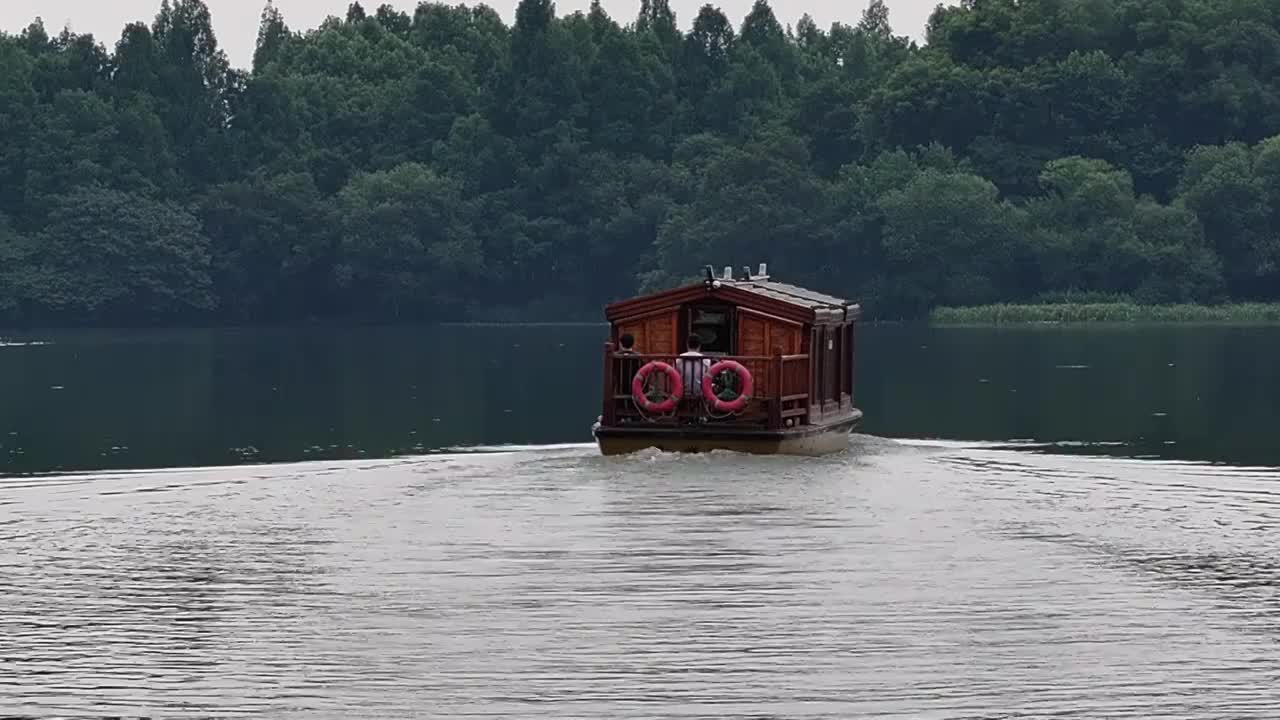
[599,264,860,432]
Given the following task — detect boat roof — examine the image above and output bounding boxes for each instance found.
[726,278,850,310]
[606,274,859,325]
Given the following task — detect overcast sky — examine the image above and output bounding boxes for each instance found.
[1,0,944,68]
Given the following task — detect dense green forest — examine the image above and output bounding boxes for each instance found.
[3,0,1280,325]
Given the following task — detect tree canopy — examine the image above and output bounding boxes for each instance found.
[2,0,1280,324]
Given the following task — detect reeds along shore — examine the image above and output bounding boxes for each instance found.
[930,303,1280,325]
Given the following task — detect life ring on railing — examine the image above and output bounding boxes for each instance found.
[701,360,754,413]
[631,361,683,413]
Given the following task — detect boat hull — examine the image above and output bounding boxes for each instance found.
[593,409,862,457]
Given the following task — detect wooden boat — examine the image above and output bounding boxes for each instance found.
[593,264,863,456]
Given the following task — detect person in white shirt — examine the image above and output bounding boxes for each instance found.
[676,333,712,400]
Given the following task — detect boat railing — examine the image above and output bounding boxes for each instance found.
[601,347,811,430]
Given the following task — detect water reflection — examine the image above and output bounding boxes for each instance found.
[860,324,1280,466]
[3,323,1280,473]
[0,326,604,475]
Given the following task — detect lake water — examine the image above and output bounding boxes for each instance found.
[4,323,1280,474]
[2,324,1279,717]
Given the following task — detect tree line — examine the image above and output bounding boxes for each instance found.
[2,0,1280,325]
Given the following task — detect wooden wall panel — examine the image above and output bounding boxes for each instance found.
[737,311,807,400]
[617,310,677,355]
[739,313,801,356]
[771,324,801,354]
[739,314,767,356]
[645,313,677,354]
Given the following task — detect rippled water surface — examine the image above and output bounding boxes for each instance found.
[4,438,1279,717]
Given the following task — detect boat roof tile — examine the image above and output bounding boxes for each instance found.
[723,279,850,310]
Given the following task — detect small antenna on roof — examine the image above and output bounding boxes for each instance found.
[702,265,716,290]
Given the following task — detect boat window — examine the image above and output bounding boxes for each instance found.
[688,306,734,354]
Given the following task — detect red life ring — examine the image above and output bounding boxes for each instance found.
[701,360,754,413]
[632,360,683,413]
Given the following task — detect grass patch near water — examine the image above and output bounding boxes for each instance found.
[930,302,1280,324]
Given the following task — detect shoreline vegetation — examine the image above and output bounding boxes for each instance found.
[930,303,1280,325]
[5,0,1280,327]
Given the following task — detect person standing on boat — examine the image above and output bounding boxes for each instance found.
[677,333,711,403]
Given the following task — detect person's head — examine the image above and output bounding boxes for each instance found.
[686,333,701,351]
[619,333,635,350]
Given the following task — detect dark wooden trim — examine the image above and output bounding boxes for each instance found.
[849,323,857,403]
[737,306,805,328]
[607,286,707,323]
[613,305,682,328]
[837,321,845,407]
[809,327,818,416]
[769,352,784,430]
[602,342,616,425]
[819,326,827,415]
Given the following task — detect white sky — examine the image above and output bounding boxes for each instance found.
[0,0,946,68]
